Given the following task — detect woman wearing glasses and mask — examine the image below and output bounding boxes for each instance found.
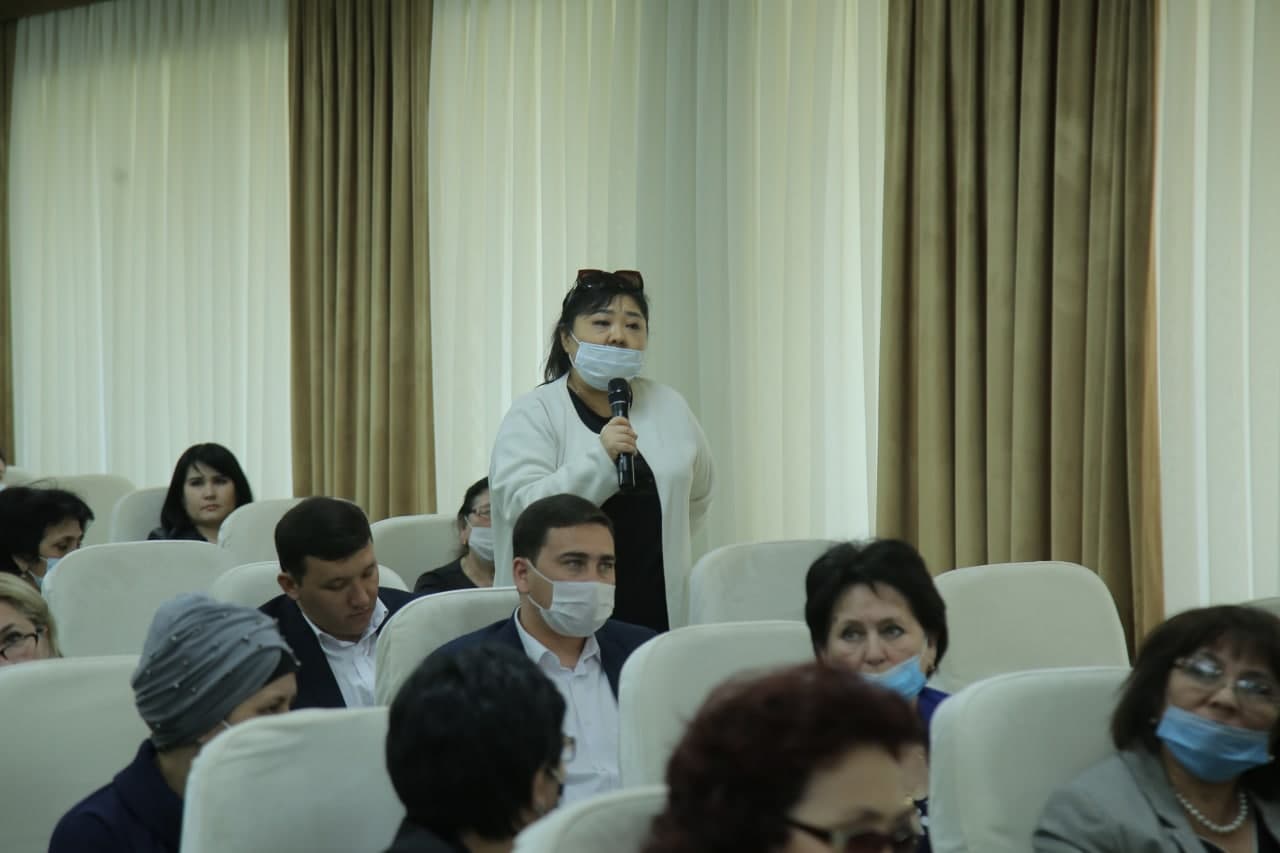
[1035,606,1280,853]
[414,478,496,595]
[489,269,714,632]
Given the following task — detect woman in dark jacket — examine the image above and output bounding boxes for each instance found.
[148,443,253,543]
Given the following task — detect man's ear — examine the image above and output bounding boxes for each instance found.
[277,571,300,600]
[513,558,531,594]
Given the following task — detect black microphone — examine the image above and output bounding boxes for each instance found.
[607,378,635,490]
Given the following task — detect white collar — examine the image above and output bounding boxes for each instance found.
[299,596,388,650]
[513,605,601,666]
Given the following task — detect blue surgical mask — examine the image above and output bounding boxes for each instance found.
[862,655,928,701]
[1156,705,1273,783]
[569,334,644,391]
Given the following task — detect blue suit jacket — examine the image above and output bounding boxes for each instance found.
[261,587,414,709]
[49,740,181,853]
[431,613,655,696]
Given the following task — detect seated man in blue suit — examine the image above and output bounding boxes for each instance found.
[262,497,414,709]
[432,493,655,804]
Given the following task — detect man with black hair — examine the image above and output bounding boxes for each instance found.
[432,493,654,805]
[262,497,414,709]
[383,644,567,852]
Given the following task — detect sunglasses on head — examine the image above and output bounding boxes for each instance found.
[573,268,645,292]
[786,817,920,853]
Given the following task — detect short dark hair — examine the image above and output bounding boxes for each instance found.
[387,644,565,839]
[642,662,925,853]
[455,477,489,558]
[159,443,255,535]
[511,494,613,563]
[542,272,651,383]
[274,497,372,581]
[1112,605,1280,793]
[0,486,95,575]
[803,539,948,670]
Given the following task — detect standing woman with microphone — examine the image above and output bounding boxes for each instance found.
[489,269,714,632]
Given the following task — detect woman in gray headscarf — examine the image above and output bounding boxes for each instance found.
[49,593,298,853]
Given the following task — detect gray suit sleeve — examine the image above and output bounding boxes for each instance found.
[1032,784,1123,853]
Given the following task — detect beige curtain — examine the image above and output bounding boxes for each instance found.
[289,0,435,521]
[0,21,14,462]
[876,0,1163,643]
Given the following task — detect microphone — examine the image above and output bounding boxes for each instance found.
[607,378,635,490]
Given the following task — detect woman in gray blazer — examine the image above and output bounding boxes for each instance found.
[1035,606,1280,853]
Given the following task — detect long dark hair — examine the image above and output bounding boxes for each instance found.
[542,271,650,383]
[159,443,254,535]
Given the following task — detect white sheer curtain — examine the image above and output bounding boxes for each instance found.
[9,0,293,497]
[1157,0,1280,613]
[429,0,886,551]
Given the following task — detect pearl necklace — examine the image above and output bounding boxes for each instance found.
[1174,789,1249,835]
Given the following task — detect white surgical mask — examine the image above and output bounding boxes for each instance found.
[526,563,615,637]
[569,334,645,391]
[466,524,496,563]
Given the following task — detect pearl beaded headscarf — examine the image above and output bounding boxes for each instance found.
[132,593,296,750]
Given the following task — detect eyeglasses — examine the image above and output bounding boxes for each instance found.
[468,505,491,521]
[561,735,577,765]
[0,627,43,661]
[785,818,920,853]
[573,269,644,293]
[1174,653,1280,709]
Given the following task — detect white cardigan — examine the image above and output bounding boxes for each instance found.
[489,375,714,626]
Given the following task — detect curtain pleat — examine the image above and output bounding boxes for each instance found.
[288,0,435,521]
[877,0,1162,644]
[0,21,14,463]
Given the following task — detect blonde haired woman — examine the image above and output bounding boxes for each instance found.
[0,573,60,664]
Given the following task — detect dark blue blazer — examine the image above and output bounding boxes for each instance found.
[49,740,181,853]
[261,587,414,709]
[431,613,655,696]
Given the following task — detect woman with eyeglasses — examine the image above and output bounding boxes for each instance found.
[414,478,496,595]
[489,269,714,633]
[642,662,924,853]
[1035,606,1280,853]
[0,573,60,665]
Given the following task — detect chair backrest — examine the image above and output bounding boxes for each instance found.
[618,620,814,786]
[685,539,834,624]
[931,561,1129,693]
[108,486,168,542]
[375,587,522,704]
[0,656,147,853]
[45,541,237,656]
[216,497,303,564]
[929,666,1129,853]
[209,560,410,609]
[1247,596,1280,619]
[515,786,666,853]
[3,464,36,486]
[370,513,460,586]
[43,473,137,547]
[182,707,402,853]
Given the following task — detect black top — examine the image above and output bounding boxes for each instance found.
[569,388,668,632]
[1203,821,1280,853]
[413,558,478,595]
[383,819,468,853]
[146,526,209,542]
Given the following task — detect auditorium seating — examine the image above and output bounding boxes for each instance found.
[108,486,167,542]
[0,656,148,853]
[182,707,402,853]
[44,473,137,547]
[685,538,833,625]
[209,560,410,609]
[928,666,1128,853]
[515,785,666,853]
[617,620,813,786]
[375,587,522,704]
[370,512,459,586]
[216,497,303,564]
[45,541,237,656]
[3,464,36,486]
[1247,595,1280,619]
[931,561,1129,693]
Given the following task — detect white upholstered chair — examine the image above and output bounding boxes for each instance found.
[685,538,834,625]
[209,560,409,609]
[44,541,237,656]
[182,707,402,853]
[374,587,521,704]
[515,785,666,853]
[216,498,303,565]
[370,513,460,588]
[0,656,147,853]
[617,620,814,786]
[108,486,168,542]
[931,561,1129,692]
[928,666,1129,853]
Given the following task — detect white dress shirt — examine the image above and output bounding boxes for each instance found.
[514,607,621,804]
[299,598,388,708]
